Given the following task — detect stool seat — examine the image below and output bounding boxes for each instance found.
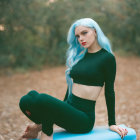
[30,124,137,140]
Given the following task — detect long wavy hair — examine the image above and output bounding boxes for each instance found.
[65,18,113,98]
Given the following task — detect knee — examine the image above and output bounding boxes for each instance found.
[19,90,43,124]
[27,90,39,97]
[19,90,39,113]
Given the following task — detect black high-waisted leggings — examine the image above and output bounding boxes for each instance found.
[19,90,96,136]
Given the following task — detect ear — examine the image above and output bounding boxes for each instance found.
[94,29,97,34]
[93,29,97,36]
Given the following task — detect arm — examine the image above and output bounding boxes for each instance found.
[104,55,129,138]
[104,54,116,126]
[63,86,69,101]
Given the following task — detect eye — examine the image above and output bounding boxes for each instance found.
[82,31,87,35]
[75,35,79,38]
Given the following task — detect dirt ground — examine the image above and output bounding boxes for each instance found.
[0,54,140,140]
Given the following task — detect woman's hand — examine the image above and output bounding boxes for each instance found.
[109,125,128,139]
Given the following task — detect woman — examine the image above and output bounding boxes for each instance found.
[19,18,128,140]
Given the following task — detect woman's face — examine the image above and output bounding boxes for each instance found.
[75,26,97,49]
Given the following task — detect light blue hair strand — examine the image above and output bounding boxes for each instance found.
[65,18,114,98]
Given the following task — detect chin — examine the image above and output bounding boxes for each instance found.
[81,45,90,49]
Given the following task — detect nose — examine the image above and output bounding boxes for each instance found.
[79,35,84,42]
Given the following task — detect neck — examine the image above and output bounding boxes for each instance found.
[88,40,101,53]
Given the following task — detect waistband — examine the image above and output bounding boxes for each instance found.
[67,93,96,112]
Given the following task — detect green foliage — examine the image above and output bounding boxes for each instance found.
[102,0,140,54]
[0,0,139,70]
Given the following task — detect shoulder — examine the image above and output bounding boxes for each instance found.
[102,49,116,64]
[101,49,116,70]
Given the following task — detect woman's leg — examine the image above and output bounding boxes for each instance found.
[19,90,94,137]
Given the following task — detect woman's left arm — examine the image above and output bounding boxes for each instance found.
[104,54,116,126]
[104,54,128,138]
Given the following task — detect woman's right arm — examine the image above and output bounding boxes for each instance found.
[63,86,69,101]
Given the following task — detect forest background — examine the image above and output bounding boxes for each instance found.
[0,0,140,72]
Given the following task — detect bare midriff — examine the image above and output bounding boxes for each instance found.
[72,83,103,101]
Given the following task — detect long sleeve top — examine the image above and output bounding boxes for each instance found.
[64,48,116,126]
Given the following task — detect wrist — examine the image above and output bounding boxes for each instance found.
[109,121,116,126]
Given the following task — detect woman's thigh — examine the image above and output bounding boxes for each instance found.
[37,93,93,133]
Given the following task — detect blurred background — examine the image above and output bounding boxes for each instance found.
[0,0,140,139]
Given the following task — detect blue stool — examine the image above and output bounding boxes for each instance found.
[30,124,136,140]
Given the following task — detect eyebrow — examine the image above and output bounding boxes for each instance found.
[75,30,88,36]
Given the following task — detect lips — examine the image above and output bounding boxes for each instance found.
[82,42,86,45]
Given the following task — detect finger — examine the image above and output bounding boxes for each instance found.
[123,128,128,135]
[115,129,123,138]
[120,128,126,138]
[119,127,125,138]
[122,128,128,136]
[125,128,128,133]
[124,129,128,137]
[123,129,127,137]
[118,127,126,138]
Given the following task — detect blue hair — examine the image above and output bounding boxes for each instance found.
[65,18,114,98]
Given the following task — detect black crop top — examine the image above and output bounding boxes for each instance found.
[64,48,116,126]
